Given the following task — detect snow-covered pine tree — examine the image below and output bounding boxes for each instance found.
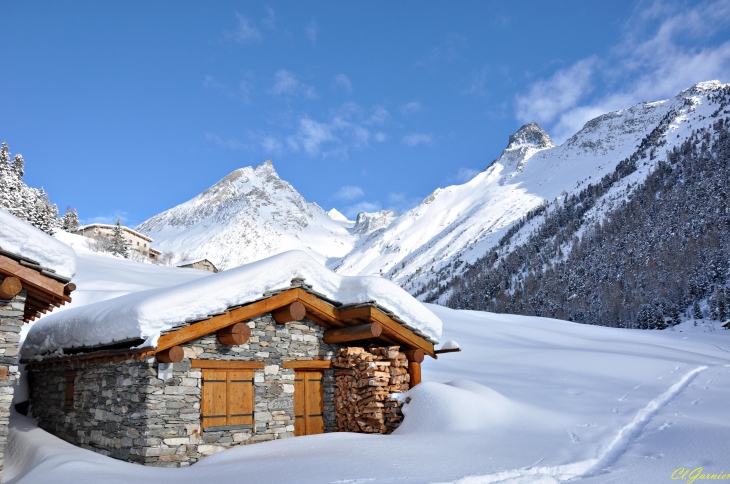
[0,141,60,234]
[110,219,129,258]
[692,300,703,320]
[60,205,80,231]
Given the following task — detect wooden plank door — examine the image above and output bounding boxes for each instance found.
[294,370,324,436]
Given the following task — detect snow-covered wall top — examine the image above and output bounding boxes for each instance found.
[0,208,76,278]
[21,250,442,359]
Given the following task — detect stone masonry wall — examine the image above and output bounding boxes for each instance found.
[29,312,340,467]
[0,288,24,480]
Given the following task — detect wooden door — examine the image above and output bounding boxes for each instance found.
[294,370,324,436]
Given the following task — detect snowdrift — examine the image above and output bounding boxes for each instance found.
[0,208,76,278]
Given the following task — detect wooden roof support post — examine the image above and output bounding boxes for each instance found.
[217,323,251,346]
[272,301,306,323]
[323,322,382,344]
[0,277,22,300]
[405,349,424,387]
[408,362,422,387]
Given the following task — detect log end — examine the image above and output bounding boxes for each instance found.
[0,277,23,300]
[217,323,251,346]
[272,301,306,323]
[157,346,184,363]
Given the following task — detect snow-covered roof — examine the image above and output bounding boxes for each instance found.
[0,208,76,278]
[21,250,442,359]
[176,258,215,267]
[74,223,153,242]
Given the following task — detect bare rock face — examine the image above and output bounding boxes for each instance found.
[496,123,555,169]
[353,210,396,237]
[506,122,555,150]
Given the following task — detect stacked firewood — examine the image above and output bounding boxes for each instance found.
[332,346,410,434]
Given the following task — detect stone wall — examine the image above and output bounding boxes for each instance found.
[29,312,340,467]
[0,288,24,479]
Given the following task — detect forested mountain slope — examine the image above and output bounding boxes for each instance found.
[336,82,727,296]
[433,106,730,328]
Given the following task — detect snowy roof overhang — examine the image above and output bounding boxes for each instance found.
[21,251,441,365]
[0,248,75,322]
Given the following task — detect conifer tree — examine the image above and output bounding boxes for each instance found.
[61,206,80,231]
[692,300,703,320]
[110,219,129,258]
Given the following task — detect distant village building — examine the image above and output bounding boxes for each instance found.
[176,258,218,273]
[72,224,160,261]
[21,257,442,467]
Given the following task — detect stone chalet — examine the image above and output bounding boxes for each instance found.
[177,258,218,273]
[0,247,74,480]
[22,269,444,468]
[72,224,161,261]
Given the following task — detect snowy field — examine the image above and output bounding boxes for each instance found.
[6,235,730,483]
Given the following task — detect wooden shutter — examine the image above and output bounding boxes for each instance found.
[63,370,76,408]
[294,370,324,436]
[202,368,255,429]
[202,369,228,429]
[227,370,254,426]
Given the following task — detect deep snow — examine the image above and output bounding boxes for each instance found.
[0,209,76,278]
[9,304,730,482]
[7,214,730,484]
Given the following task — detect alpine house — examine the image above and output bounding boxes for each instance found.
[21,251,443,467]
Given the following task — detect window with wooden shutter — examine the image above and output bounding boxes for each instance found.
[63,370,76,408]
[201,368,254,430]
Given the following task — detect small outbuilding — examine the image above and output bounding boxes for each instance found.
[22,251,441,467]
[176,258,218,273]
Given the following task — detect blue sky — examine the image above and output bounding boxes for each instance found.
[2,1,730,224]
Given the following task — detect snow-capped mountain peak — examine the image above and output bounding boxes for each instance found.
[494,122,555,170]
[137,161,357,270]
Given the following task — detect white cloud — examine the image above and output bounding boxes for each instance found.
[205,132,247,151]
[84,210,130,226]
[261,6,276,30]
[462,66,490,97]
[403,133,433,147]
[203,75,253,104]
[386,193,421,214]
[417,33,467,66]
[343,201,381,219]
[515,58,597,126]
[400,101,423,116]
[333,186,365,201]
[515,0,730,143]
[451,167,480,183]
[287,117,338,156]
[228,13,262,44]
[305,20,318,45]
[244,104,389,159]
[269,70,317,99]
[334,74,353,93]
[367,106,390,125]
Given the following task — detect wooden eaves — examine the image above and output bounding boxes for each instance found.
[22,287,435,370]
[0,251,74,323]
